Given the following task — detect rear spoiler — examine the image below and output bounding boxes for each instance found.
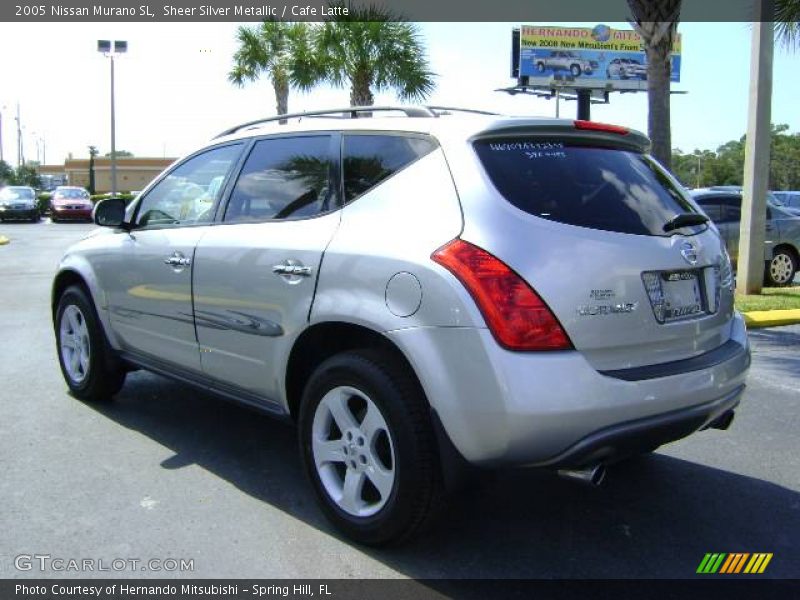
[469,118,650,154]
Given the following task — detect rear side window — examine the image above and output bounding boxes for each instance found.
[225,136,334,222]
[473,139,701,236]
[343,134,437,202]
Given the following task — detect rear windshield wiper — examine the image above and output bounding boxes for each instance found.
[663,212,708,233]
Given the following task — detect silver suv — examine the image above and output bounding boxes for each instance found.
[535,51,597,77]
[52,107,750,545]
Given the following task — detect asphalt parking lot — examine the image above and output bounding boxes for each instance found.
[0,220,798,580]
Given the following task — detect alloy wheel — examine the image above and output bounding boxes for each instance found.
[59,304,91,383]
[311,385,396,517]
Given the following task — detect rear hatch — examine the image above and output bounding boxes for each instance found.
[450,120,734,371]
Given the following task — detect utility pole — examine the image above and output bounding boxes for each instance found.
[736,0,774,296]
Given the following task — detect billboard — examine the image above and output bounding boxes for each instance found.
[518,24,681,87]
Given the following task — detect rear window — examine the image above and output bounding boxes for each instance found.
[343,134,437,203]
[473,139,701,236]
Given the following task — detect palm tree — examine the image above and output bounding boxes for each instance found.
[776,0,800,47]
[627,0,682,171]
[228,20,316,121]
[314,4,435,107]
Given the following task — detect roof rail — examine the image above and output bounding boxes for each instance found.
[425,106,500,116]
[214,105,437,138]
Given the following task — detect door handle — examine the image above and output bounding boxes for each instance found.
[272,263,312,277]
[164,252,191,268]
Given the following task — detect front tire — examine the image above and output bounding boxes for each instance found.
[55,285,126,401]
[299,350,442,546]
[570,64,582,77]
[765,250,797,286]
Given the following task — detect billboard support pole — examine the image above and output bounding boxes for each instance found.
[577,90,591,120]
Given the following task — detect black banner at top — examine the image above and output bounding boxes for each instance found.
[0,0,779,22]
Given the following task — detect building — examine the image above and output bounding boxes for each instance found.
[36,157,176,193]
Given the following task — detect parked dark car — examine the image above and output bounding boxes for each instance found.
[691,188,799,286]
[0,186,40,222]
[51,187,93,222]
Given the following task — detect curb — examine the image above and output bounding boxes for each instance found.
[742,309,800,329]
[0,235,9,246]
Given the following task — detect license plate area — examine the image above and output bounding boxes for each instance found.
[642,269,713,324]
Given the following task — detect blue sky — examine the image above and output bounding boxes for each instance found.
[0,21,797,165]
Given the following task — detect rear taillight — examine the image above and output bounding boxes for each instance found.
[574,120,629,135]
[431,239,572,351]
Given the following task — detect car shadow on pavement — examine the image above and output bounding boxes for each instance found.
[86,371,799,580]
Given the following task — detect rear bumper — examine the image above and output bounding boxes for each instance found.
[388,312,751,467]
[536,385,743,468]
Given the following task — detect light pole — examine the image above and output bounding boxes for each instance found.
[98,39,127,195]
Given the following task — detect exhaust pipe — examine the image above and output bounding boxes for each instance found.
[557,464,606,487]
[708,410,735,431]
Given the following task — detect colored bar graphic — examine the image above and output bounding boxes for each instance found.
[700,552,773,574]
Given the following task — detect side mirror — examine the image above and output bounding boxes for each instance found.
[93,197,128,228]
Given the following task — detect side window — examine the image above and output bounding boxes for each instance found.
[342,134,437,203]
[135,144,242,228]
[224,136,333,222]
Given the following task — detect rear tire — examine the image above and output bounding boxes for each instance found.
[570,64,582,77]
[298,349,442,546]
[55,285,126,402]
